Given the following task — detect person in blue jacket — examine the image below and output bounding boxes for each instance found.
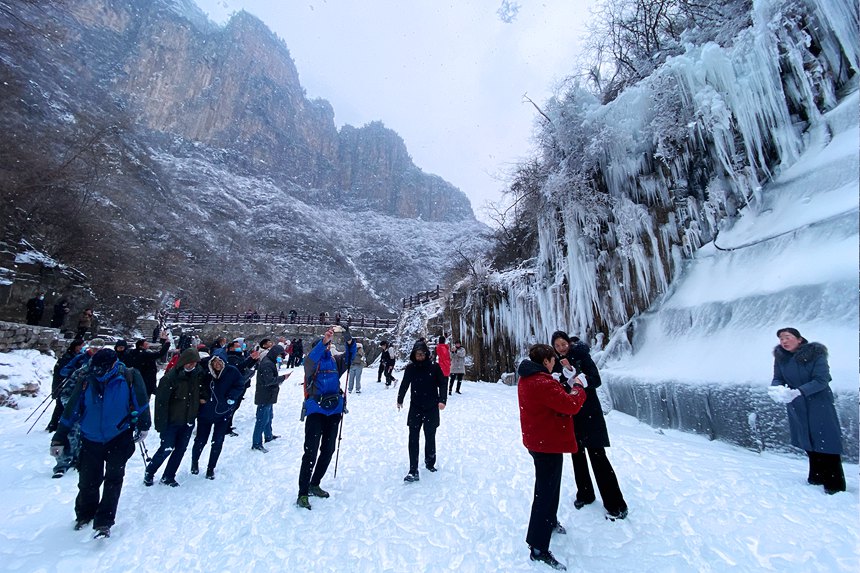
[770,327,845,494]
[296,327,353,510]
[190,354,245,479]
[49,348,151,539]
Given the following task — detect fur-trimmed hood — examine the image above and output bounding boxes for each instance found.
[773,341,828,364]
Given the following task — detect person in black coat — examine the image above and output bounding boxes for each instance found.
[125,336,171,396]
[397,341,447,482]
[190,355,245,479]
[25,293,46,325]
[46,339,85,432]
[252,345,288,452]
[50,299,70,329]
[551,330,628,520]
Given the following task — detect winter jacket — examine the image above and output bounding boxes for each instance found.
[554,341,610,448]
[517,358,586,453]
[350,345,366,368]
[397,344,447,428]
[60,351,91,379]
[50,301,69,328]
[125,339,171,395]
[450,345,466,375]
[25,297,45,324]
[198,360,245,423]
[53,362,151,444]
[435,343,451,377]
[154,348,203,433]
[255,345,286,405]
[302,332,351,416]
[772,342,842,454]
[380,347,396,368]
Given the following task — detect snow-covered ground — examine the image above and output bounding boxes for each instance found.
[0,352,857,572]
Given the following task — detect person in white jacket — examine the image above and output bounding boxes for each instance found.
[448,340,466,395]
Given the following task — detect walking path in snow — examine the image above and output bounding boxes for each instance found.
[0,352,857,572]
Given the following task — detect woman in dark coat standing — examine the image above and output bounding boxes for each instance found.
[769,327,845,494]
[551,331,628,520]
[397,341,447,482]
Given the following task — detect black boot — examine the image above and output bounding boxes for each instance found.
[205,468,215,480]
[529,548,566,570]
[191,460,199,475]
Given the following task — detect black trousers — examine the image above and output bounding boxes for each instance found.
[377,361,385,382]
[191,418,230,471]
[807,451,846,492]
[526,451,563,552]
[48,397,65,429]
[571,447,627,513]
[448,373,464,393]
[408,419,438,472]
[298,412,342,496]
[75,430,135,529]
[146,422,194,481]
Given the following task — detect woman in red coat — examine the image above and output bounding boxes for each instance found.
[435,335,451,379]
[517,344,586,571]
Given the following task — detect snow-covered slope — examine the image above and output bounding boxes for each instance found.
[0,352,857,571]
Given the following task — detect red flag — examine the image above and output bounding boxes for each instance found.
[173,299,181,309]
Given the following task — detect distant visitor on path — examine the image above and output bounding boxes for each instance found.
[449,339,466,395]
[768,327,845,494]
[517,343,586,571]
[50,299,70,329]
[77,308,94,338]
[551,330,628,521]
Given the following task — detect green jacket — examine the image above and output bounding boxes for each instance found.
[154,348,203,433]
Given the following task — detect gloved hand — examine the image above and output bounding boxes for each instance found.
[133,429,148,443]
[226,399,235,406]
[551,372,562,381]
[50,443,65,458]
[573,373,588,388]
[768,385,801,404]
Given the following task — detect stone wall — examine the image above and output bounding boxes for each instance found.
[0,320,68,354]
[603,375,859,464]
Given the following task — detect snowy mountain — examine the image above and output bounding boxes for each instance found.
[0,0,488,323]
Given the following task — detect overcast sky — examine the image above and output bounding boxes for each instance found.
[192,0,595,224]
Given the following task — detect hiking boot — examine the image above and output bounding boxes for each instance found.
[309,484,330,498]
[228,429,239,437]
[205,468,215,480]
[448,391,452,395]
[573,498,594,510]
[553,522,567,535]
[160,477,180,487]
[190,460,199,475]
[529,547,566,570]
[355,390,361,394]
[605,508,628,521]
[73,519,90,531]
[296,495,312,510]
[52,468,66,479]
[455,390,461,394]
[426,465,438,473]
[251,444,269,453]
[46,423,58,433]
[143,472,154,487]
[404,471,419,483]
[264,435,280,443]
[93,527,111,539]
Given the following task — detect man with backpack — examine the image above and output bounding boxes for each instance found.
[296,327,353,510]
[49,348,150,538]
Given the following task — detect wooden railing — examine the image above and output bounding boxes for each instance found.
[163,312,397,328]
[402,285,441,309]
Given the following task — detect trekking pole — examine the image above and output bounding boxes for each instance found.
[333,346,353,479]
[138,440,151,466]
[25,399,55,434]
[24,392,54,422]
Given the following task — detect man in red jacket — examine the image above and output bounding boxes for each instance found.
[517,344,586,571]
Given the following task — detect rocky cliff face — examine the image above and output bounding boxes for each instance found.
[0,0,488,325]
[65,0,473,221]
